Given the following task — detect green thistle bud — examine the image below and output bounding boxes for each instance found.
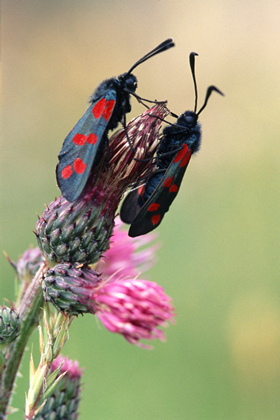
[33,355,82,420]
[42,263,101,316]
[36,104,169,266]
[0,307,20,345]
[36,194,114,265]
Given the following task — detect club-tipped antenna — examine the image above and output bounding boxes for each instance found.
[127,38,175,74]
[189,53,224,115]
[197,85,224,116]
[189,52,199,113]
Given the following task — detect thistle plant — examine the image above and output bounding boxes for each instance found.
[0,103,176,418]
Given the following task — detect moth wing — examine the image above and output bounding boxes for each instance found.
[56,90,117,201]
[129,144,192,237]
[120,184,146,224]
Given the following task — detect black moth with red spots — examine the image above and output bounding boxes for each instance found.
[56,39,174,202]
[120,52,223,237]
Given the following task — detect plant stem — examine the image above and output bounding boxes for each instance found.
[0,264,46,418]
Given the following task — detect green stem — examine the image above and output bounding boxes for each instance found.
[0,264,46,418]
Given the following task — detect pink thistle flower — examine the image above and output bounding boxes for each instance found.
[96,218,159,280]
[43,263,175,348]
[92,278,175,349]
[51,355,83,380]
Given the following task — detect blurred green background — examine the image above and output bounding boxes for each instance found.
[1,1,279,419]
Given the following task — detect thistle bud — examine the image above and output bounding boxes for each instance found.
[42,263,101,316]
[33,355,82,420]
[0,307,20,345]
[15,247,44,282]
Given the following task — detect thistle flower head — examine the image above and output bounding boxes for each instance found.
[96,217,159,279]
[51,354,83,381]
[36,104,169,266]
[92,278,175,349]
[89,103,169,194]
[43,263,174,348]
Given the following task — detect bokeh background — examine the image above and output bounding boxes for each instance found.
[1,1,279,419]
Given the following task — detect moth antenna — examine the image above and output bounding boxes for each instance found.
[197,85,224,116]
[127,39,175,74]
[189,52,199,113]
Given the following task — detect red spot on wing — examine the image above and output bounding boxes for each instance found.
[180,149,192,167]
[174,143,189,163]
[163,176,174,188]
[169,184,179,193]
[147,202,160,212]
[87,133,98,144]
[73,133,87,145]
[103,100,115,120]
[61,165,73,179]
[138,185,145,196]
[73,158,87,174]
[151,214,161,226]
[92,98,106,118]
[92,98,115,120]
